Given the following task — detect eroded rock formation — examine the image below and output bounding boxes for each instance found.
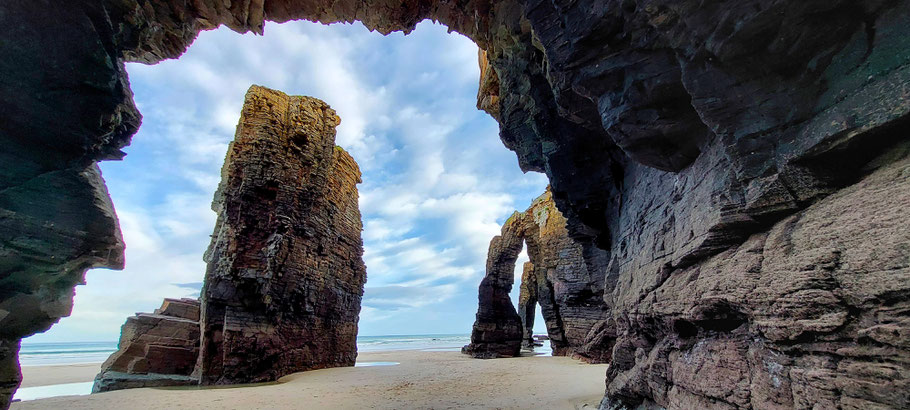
[93,298,201,392]
[2,0,910,408]
[197,85,366,385]
[462,213,527,358]
[517,262,537,348]
[90,86,366,393]
[465,190,612,362]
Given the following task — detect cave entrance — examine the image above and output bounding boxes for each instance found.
[25,20,548,354]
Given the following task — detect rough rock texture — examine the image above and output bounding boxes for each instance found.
[196,85,366,385]
[600,145,910,409]
[517,262,538,348]
[92,298,201,392]
[0,164,124,406]
[465,190,611,362]
[3,0,910,408]
[462,213,527,358]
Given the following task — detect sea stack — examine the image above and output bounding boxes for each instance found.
[196,85,366,385]
[464,190,612,361]
[93,86,366,391]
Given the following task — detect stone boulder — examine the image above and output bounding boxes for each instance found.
[92,298,200,392]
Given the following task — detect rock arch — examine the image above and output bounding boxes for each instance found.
[463,190,613,362]
[3,0,910,408]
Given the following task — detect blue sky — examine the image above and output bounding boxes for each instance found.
[28,21,548,342]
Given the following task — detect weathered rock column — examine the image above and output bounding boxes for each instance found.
[462,213,525,358]
[0,165,124,407]
[196,85,366,385]
[517,262,537,348]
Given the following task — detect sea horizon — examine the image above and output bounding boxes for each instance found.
[19,334,480,367]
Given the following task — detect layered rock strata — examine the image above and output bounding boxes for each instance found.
[196,85,366,385]
[465,190,611,362]
[2,0,910,408]
[517,262,538,348]
[90,86,366,393]
[462,213,527,358]
[92,298,201,392]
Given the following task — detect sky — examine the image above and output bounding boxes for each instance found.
[27,20,549,342]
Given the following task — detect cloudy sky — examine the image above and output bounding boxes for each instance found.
[28,20,549,343]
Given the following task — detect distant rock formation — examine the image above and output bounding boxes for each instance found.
[93,298,200,392]
[462,212,527,358]
[196,85,366,385]
[91,85,367,392]
[464,190,611,361]
[517,262,537,348]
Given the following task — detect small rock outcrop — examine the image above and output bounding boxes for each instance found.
[464,190,611,361]
[196,85,366,385]
[92,298,200,392]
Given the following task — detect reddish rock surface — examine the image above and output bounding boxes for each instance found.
[92,298,200,392]
[196,85,366,385]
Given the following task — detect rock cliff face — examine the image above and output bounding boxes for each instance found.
[2,0,909,408]
[93,298,201,392]
[465,190,611,361]
[197,86,366,385]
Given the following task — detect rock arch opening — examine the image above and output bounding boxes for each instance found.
[463,190,613,362]
[3,1,910,408]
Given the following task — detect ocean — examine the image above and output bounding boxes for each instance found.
[18,334,473,367]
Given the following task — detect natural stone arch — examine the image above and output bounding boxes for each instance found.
[463,190,613,361]
[3,1,910,408]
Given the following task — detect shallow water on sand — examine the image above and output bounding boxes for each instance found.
[13,382,94,401]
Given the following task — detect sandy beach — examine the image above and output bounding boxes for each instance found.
[13,350,608,409]
[19,363,102,388]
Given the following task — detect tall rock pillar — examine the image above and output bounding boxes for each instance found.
[462,214,526,358]
[196,85,366,385]
[517,262,538,347]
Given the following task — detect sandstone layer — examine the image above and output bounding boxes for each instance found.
[197,85,366,385]
[92,298,201,392]
[2,0,909,408]
[465,190,611,362]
